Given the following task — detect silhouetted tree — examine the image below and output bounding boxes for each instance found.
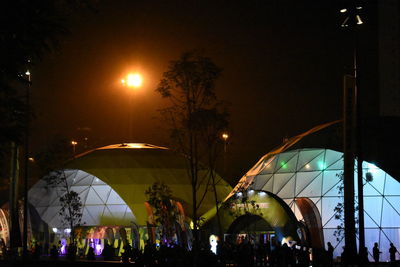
[145,182,178,243]
[37,136,83,244]
[156,51,229,263]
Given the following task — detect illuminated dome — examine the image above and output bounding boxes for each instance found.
[28,143,232,229]
[236,148,400,262]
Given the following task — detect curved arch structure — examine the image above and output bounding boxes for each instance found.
[218,190,302,244]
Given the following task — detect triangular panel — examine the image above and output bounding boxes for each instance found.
[295,172,321,196]
[92,177,107,185]
[273,173,295,194]
[274,152,298,173]
[322,170,341,196]
[277,178,295,198]
[298,173,323,198]
[384,175,400,196]
[106,189,126,205]
[92,185,112,203]
[362,182,382,197]
[85,187,105,205]
[262,177,274,192]
[363,197,383,227]
[299,152,325,172]
[324,150,343,170]
[259,157,278,175]
[381,198,400,228]
[297,149,324,172]
[321,197,341,226]
[252,174,273,190]
[85,205,105,225]
[73,175,94,186]
[363,210,381,228]
[81,207,97,226]
[366,170,385,196]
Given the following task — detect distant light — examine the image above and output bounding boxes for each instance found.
[318,161,326,170]
[64,228,71,234]
[258,191,267,197]
[222,132,229,140]
[356,15,363,25]
[25,70,30,76]
[280,161,287,169]
[248,189,255,195]
[236,192,243,197]
[28,157,35,162]
[305,164,310,169]
[129,143,146,149]
[52,228,58,233]
[340,8,347,13]
[356,6,362,10]
[209,235,219,255]
[71,141,78,145]
[367,163,378,174]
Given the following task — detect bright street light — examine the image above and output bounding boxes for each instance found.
[121,73,142,88]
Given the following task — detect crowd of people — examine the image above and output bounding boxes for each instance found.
[1,236,399,266]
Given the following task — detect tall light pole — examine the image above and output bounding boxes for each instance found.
[340,3,364,262]
[23,69,31,259]
[121,73,143,141]
[71,140,78,156]
[221,132,229,175]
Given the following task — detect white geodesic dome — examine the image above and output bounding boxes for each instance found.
[28,169,136,229]
[236,148,400,262]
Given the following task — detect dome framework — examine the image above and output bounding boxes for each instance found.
[235,148,400,262]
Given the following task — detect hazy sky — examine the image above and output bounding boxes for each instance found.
[31,0,359,183]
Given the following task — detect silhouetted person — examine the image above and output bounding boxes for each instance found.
[50,245,59,260]
[373,242,381,263]
[87,246,95,260]
[327,242,334,266]
[389,243,398,263]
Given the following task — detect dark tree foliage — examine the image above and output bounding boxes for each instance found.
[0,0,95,190]
[156,51,229,251]
[222,181,262,219]
[38,135,82,243]
[333,170,372,242]
[145,182,178,243]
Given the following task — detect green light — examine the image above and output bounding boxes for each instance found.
[280,161,287,169]
[318,161,326,170]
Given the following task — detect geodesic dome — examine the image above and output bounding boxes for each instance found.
[28,143,232,229]
[236,148,400,262]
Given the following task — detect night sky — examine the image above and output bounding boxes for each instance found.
[30,0,361,184]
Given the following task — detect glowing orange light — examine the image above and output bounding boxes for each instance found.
[71,141,78,146]
[222,133,229,140]
[122,73,142,88]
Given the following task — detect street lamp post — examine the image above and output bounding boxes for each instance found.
[221,132,229,175]
[71,141,78,156]
[22,69,31,259]
[121,73,143,141]
[340,4,365,262]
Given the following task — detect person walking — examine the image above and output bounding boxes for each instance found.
[373,242,381,264]
[389,243,398,263]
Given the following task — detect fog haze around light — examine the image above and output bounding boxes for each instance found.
[30,0,360,184]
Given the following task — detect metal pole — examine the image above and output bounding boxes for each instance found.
[23,72,31,259]
[354,25,365,256]
[343,75,357,263]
